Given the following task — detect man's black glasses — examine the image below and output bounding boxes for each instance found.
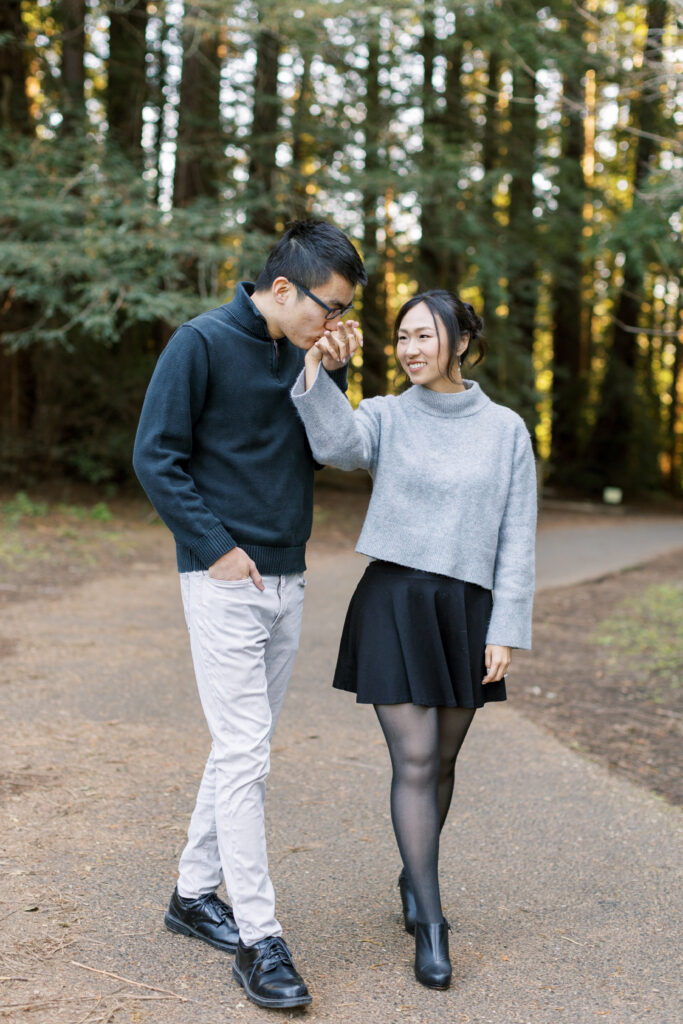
[289,280,353,321]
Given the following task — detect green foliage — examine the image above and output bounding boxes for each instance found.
[0,493,114,540]
[0,135,236,482]
[1,491,49,525]
[0,138,229,352]
[90,501,113,521]
[595,167,683,281]
[1,1,680,492]
[591,581,683,696]
[1,492,113,526]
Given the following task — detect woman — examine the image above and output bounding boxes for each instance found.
[291,291,536,989]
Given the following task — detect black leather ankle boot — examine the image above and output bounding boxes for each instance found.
[398,868,417,935]
[414,920,451,989]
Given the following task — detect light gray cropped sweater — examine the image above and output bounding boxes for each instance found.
[292,367,537,649]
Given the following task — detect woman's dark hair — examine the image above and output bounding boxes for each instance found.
[254,220,367,292]
[394,289,486,381]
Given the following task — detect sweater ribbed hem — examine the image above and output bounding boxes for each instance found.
[176,541,307,575]
[190,523,237,568]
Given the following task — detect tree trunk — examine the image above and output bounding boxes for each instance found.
[0,0,32,135]
[417,4,441,290]
[589,0,667,492]
[668,291,682,494]
[360,27,387,398]
[289,51,314,220]
[173,7,223,206]
[480,49,504,348]
[482,50,499,182]
[441,30,466,290]
[0,3,36,461]
[549,4,588,483]
[106,0,149,163]
[59,0,86,135]
[245,24,280,236]
[505,48,538,433]
[146,5,170,205]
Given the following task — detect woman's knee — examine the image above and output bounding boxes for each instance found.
[394,743,439,787]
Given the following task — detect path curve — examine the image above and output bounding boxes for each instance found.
[0,514,681,1023]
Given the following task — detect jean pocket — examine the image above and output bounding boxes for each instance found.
[207,575,253,588]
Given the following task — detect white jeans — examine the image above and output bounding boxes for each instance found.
[176,570,306,945]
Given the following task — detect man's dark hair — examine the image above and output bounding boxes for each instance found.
[254,220,367,292]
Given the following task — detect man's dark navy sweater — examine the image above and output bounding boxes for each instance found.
[133,282,345,575]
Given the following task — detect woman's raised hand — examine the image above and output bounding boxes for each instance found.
[305,320,363,389]
[312,320,363,368]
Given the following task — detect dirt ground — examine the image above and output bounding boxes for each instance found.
[0,482,681,1024]
[1,480,681,809]
[513,548,683,807]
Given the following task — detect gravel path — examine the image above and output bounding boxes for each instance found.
[534,516,683,589]
[0,516,681,1024]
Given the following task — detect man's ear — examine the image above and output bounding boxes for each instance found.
[272,277,293,306]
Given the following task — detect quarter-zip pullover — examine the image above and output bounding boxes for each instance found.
[133,282,346,574]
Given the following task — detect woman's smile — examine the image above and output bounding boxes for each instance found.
[397,302,467,392]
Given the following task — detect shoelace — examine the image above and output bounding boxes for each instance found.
[256,936,293,971]
[202,892,234,923]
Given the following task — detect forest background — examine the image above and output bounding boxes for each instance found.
[0,0,681,499]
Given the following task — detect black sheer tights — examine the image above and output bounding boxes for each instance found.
[374,703,475,925]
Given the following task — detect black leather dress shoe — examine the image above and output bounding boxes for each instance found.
[398,868,417,935]
[414,920,452,989]
[164,887,239,952]
[232,936,312,1009]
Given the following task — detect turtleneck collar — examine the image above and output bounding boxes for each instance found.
[226,282,274,342]
[402,380,490,418]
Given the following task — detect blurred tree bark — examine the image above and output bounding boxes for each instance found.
[0,1,32,135]
[504,5,539,435]
[0,2,36,455]
[106,0,149,164]
[58,0,86,135]
[668,291,682,494]
[480,48,503,345]
[441,27,466,290]
[589,0,667,491]
[549,3,588,482]
[146,5,170,205]
[417,4,440,290]
[482,50,499,195]
[360,23,387,398]
[289,49,314,220]
[418,7,469,292]
[245,19,280,235]
[173,7,223,206]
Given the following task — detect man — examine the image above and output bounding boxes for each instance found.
[133,221,366,1009]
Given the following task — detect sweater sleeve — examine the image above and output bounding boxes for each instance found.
[132,326,237,565]
[486,424,537,649]
[291,364,381,472]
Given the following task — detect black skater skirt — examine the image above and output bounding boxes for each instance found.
[333,560,506,707]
